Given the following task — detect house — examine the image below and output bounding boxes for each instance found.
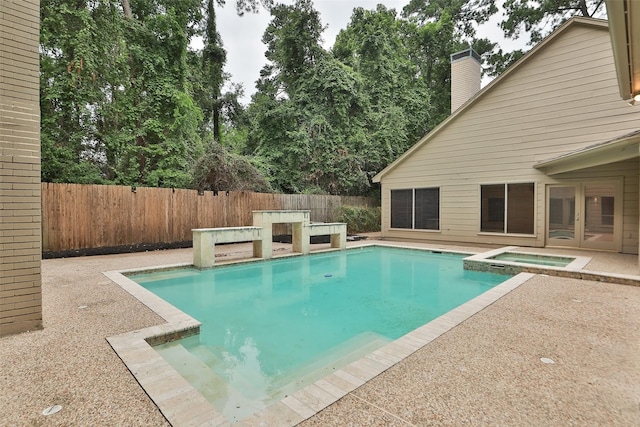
[373,17,640,256]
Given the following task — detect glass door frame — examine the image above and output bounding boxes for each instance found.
[547,184,579,247]
[546,179,623,251]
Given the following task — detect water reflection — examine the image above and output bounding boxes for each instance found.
[220,336,268,420]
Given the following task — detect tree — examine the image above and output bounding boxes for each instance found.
[201,0,227,142]
[188,0,273,192]
[248,1,373,194]
[402,0,497,38]
[40,0,125,183]
[192,139,271,192]
[502,0,607,43]
[249,3,439,195]
[261,0,325,94]
[334,5,432,163]
[40,0,270,188]
[39,0,205,187]
[108,0,204,187]
[400,2,497,126]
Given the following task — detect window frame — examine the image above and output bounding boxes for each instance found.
[390,187,441,231]
[479,182,536,236]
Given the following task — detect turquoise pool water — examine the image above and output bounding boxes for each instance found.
[489,252,574,267]
[131,246,510,420]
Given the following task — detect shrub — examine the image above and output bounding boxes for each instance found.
[336,205,381,234]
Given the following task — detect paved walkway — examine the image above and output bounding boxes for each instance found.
[1,240,640,426]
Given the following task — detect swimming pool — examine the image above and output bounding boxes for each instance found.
[130,246,511,421]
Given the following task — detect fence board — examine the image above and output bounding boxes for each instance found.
[41,183,377,252]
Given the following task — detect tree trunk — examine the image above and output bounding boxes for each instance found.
[121,0,132,19]
[213,105,221,142]
[578,0,589,16]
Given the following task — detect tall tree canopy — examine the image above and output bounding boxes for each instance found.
[402,0,497,37]
[39,0,609,196]
[40,0,205,186]
[40,0,269,190]
[247,2,437,195]
[502,0,607,43]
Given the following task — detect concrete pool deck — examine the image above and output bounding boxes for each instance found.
[2,239,640,425]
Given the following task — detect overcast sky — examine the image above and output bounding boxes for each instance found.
[213,0,530,104]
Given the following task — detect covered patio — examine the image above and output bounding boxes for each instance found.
[535,130,640,261]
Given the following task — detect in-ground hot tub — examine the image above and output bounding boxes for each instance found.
[488,252,575,267]
[463,246,592,275]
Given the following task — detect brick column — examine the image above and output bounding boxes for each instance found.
[0,0,43,336]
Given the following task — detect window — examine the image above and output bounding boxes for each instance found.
[391,189,412,229]
[415,188,440,229]
[391,188,440,230]
[601,196,614,226]
[481,183,534,234]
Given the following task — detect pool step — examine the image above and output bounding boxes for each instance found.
[188,342,223,368]
[155,341,268,421]
[270,331,392,394]
[154,331,392,421]
[183,342,268,399]
[154,341,229,403]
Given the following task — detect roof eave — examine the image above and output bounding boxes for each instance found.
[605,0,640,102]
[534,133,640,175]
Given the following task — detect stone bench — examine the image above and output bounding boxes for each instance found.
[192,226,263,268]
[307,222,347,250]
[192,211,348,268]
[252,210,310,258]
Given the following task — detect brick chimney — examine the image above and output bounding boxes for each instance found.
[450,48,481,113]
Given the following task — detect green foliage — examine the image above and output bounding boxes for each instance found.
[262,0,325,92]
[41,0,600,197]
[250,52,373,195]
[402,0,497,38]
[249,3,437,196]
[334,5,433,147]
[40,0,204,187]
[485,48,526,76]
[201,0,226,142]
[501,0,607,43]
[336,206,381,234]
[192,139,272,192]
[40,0,119,182]
[40,0,261,189]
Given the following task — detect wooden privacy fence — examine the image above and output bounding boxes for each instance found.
[41,183,377,252]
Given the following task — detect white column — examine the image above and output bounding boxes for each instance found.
[253,211,272,259]
[193,231,215,268]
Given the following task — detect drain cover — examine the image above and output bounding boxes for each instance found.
[42,405,62,416]
[540,357,555,364]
